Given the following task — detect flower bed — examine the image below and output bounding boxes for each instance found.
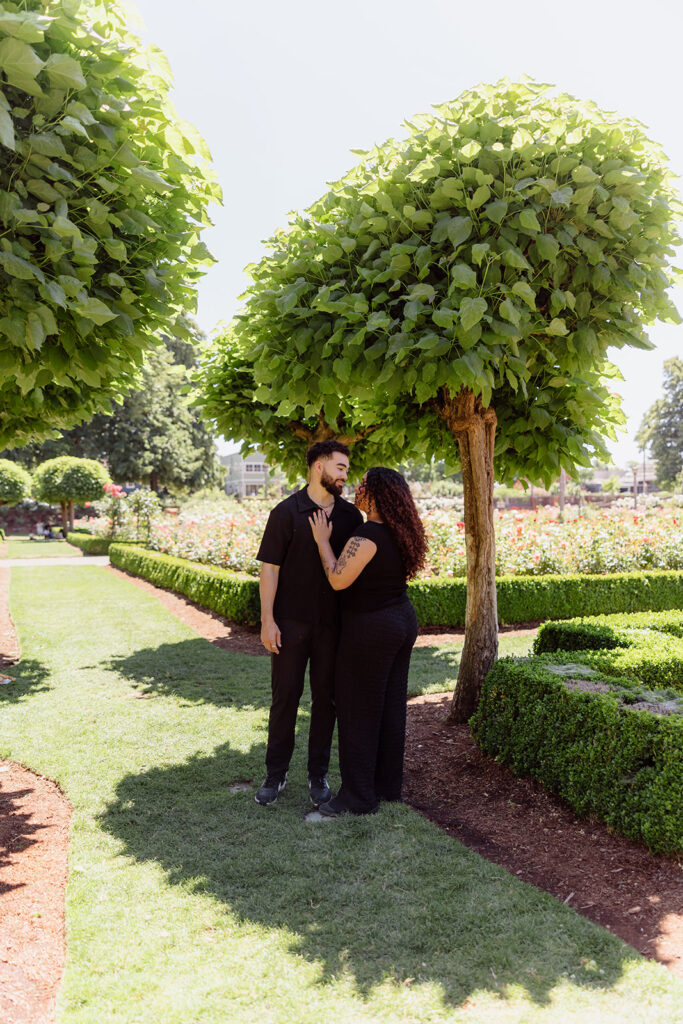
[90,500,683,579]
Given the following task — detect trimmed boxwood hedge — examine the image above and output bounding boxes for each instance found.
[471,658,683,855]
[534,616,683,690]
[109,545,683,628]
[109,544,261,625]
[67,531,111,555]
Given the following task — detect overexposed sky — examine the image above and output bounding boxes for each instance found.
[132,0,682,466]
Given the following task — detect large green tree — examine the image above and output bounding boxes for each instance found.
[636,357,683,487]
[32,454,109,530]
[2,333,223,491]
[0,0,220,449]
[200,80,680,721]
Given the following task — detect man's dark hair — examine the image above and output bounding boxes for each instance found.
[306,440,351,467]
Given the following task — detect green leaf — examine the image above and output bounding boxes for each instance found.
[0,37,43,90]
[546,318,568,336]
[519,209,541,233]
[484,199,507,224]
[0,107,15,150]
[0,251,37,280]
[511,281,536,309]
[451,264,477,289]
[406,283,435,303]
[469,185,491,210]
[459,297,487,332]
[390,253,411,276]
[43,53,87,90]
[535,234,560,261]
[71,297,117,325]
[471,243,490,265]
[501,248,531,271]
[446,216,473,248]
[26,311,46,350]
[499,299,520,325]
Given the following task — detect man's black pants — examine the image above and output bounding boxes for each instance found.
[265,618,337,779]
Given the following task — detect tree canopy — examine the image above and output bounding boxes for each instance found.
[637,357,683,487]
[0,0,220,449]
[199,79,681,720]
[202,79,680,487]
[2,332,223,492]
[0,457,31,504]
[32,453,109,529]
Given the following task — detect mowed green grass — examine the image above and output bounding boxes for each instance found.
[2,566,681,1024]
[2,534,80,559]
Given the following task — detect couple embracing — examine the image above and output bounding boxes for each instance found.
[255,440,427,817]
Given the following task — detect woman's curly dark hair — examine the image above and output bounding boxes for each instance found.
[363,467,427,579]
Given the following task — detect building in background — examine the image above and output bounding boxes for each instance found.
[220,449,285,498]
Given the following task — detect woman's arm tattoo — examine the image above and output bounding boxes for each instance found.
[334,537,361,575]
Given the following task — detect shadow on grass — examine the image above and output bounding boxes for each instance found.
[0,658,50,704]
[99,639,273,710]
[408,644,461,696]
[101,738,639,1011]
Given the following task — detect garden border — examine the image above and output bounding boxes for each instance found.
[109,544,683,627]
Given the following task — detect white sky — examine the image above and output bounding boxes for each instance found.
[131,0,682,467]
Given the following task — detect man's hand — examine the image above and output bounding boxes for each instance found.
[261,618,281,654]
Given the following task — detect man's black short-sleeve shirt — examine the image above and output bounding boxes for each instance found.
[257,487,363,625]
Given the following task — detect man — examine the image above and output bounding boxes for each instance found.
[255,440,363,807]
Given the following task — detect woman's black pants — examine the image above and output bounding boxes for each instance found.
[334,600,418,814]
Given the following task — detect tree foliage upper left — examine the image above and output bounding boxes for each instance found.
[0,0,221,448]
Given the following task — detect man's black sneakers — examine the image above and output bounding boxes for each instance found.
[308,775,332,807]
[255,774,287,806]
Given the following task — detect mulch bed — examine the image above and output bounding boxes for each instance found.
[0,763,71,1024]
[0,564,680,1024]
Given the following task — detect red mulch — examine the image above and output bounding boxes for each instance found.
[0,563,680,1024]
[0,763,71,1024]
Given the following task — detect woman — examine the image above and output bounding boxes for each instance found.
[309,466,427,816]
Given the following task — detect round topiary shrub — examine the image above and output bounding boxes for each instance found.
[0,459,32,506]
[33,456,110,532]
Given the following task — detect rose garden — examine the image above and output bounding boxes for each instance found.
[0,2,682,1023]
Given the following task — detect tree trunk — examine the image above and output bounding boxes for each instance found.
[150,470,159,492]
[433,388,498,723]
[60,501,68,534]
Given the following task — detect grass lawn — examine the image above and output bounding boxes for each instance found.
[2,565,681,1024]
[2,534,80,559]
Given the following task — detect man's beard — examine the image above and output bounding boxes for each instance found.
[321,469,343,497]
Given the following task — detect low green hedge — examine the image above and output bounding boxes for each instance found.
[109,544,260,625]
[534,616,683,691]
[67,531,111,555]
[471,658,683,855]
[537,608,683,639]
[109,546,683,628]
[411,570,683,627]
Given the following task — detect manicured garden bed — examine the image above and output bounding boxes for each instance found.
[472,610,683,855]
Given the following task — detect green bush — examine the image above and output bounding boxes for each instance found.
[540,609,683,639]
[412,570,683,627]
[67,532,111,555]
[534,614,683,690]
[471,658,683,855]
[0,459,32,506]
[109,545,260,625]
[108,545,683,629]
